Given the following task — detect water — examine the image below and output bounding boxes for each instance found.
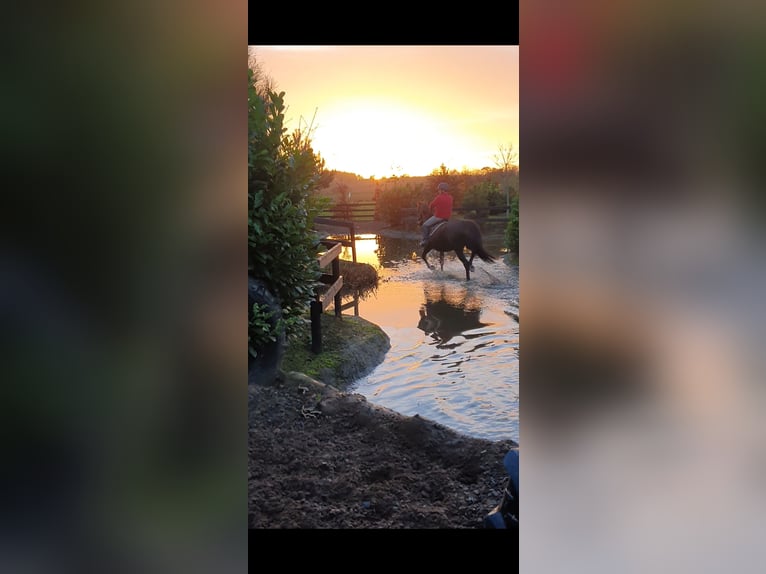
[339,232,519,443]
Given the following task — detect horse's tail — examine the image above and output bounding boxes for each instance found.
[466,224,496,263]
[473,244,496,263]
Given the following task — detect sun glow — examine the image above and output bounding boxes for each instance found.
[254,45,519,178]
[333,234,380,268]
[311,99,491,178]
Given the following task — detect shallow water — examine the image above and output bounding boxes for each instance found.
[339,233,519,443]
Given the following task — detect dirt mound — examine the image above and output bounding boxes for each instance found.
[248,372,516,529]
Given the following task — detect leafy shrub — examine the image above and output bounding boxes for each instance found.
[462,180,504,214]
[375,181,427,226]
[250,302,282,354]
[505,192,519,254]
[248,68,331,352]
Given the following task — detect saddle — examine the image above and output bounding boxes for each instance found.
[428,220,448,239]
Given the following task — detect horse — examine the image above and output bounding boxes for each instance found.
[417,290,490,344]
[417,202,496,281]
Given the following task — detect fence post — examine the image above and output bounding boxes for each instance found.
[311,241,344,354]
[310,300,322,353]
[332,257,342,317]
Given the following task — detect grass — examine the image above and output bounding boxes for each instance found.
[280,312,390,389]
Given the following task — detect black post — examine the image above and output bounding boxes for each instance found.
[310,300,322,353]
[350,222,356,263]
[332,257,342,318]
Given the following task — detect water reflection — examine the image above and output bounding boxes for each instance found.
[335,232,510,271]
[375,234,418,267]
[348,244,519,443]
[416,284,491,347]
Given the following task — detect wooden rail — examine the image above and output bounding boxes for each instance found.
[311,240,344,354]
[339,294,360,317]
[313,218,357,263]
[319,201,376,222]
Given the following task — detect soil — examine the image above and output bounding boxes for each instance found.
[249,370,517,529]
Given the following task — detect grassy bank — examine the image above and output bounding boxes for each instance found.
[280,312,390,389]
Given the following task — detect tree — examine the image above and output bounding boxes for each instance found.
[505,193,519,255]
[248,67,331,358]
[375,180,426,227]
[493,143,519,217]
[334,182,350,205]
[493,143,518,173]
[463,180,504,216]
[333,182,351,219]
[247,47,276,97]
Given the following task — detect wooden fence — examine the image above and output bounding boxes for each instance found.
[318,201,376,222]
[310,240,344,354]
[313,218,357,263]
[319,201,509,228]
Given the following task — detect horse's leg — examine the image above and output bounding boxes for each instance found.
[421,248,434,270]
[454,248,472,280]
[439,251,444,271]
[468,251,476,272]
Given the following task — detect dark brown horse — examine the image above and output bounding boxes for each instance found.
[417,202,496,280]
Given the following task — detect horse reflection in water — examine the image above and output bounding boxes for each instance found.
[417,284,491,348]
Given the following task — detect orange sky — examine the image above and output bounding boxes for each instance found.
[250,45,519,179]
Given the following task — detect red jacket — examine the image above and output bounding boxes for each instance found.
[429,192,453,220]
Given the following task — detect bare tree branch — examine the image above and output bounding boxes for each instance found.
[493,143,518,173]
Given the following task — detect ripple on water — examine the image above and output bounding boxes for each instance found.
[347,236,519,443]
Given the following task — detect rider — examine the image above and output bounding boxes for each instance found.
[420,182,453,246]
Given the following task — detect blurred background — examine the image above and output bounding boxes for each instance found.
[2,1,246,572]
[521,1,766,572]
[3,0,766,571]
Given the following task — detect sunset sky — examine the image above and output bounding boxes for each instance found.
[250,45,519,179]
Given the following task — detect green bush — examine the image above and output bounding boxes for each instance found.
[248,68,331,353]
[375,181,427,226]
[505,193,519,254]
[462,180,504,214]
[250,302,282,356]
